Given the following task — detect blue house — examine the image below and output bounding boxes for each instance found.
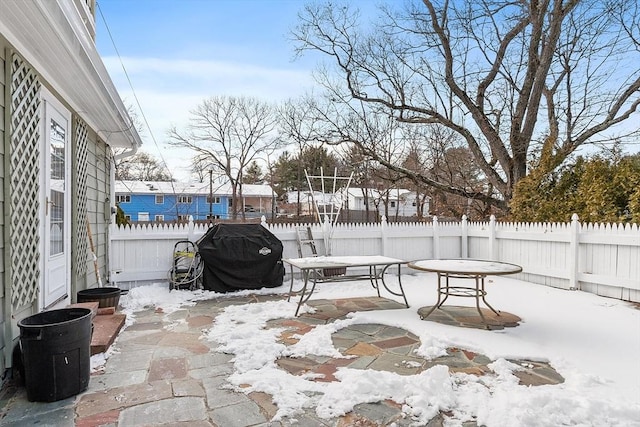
[115,180,275,222]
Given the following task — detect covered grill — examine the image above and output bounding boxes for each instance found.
[197,223,285,293]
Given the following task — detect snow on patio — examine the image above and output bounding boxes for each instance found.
[111,273,640,426]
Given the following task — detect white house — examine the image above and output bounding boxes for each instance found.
[282,188,430,220]
[346,188,429,217]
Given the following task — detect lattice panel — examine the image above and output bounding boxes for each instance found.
[74,117,89,276]
[9,53,42,310]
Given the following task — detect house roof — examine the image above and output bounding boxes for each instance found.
[346,188,415,201]
[115,180,275,197]
[0,0,141,150]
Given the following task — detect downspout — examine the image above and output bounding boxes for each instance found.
[107,132,138,224]
[106,132,139,162]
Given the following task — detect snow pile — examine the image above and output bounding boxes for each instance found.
[202,296,640,425]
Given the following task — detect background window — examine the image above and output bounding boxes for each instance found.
[116,195,130,203]
[155,195,164,204]
[154,215,164,221]
[178,196,192,204]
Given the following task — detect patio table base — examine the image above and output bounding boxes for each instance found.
[417,305,522,330]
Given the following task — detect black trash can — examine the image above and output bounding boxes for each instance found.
[18,308,92,402]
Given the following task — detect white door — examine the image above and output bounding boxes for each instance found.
[42,95,71,308]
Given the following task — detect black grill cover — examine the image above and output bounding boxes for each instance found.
[197,224,285,293]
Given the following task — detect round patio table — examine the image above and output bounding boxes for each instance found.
[408,259,522,326]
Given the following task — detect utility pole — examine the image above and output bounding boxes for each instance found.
[208,169,213,225]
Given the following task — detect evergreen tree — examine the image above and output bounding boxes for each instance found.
[243,161,264,184]
[511,154,640,223]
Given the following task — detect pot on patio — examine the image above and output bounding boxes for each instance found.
[77,287,123,308]
[323,267,347,276]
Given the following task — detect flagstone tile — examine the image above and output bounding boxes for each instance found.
[385,344,420,357]
[351,401,405,426]
[449,366,490,376]
[118,396,207,425]
[75,409,120,427]
[158,332,210,354]
[366,353,426,376]
[121,330,166,345]
[513,370,552,386]
[278,330,302,345]
[337,412,382,427]
[187,363,234,380]
[374,325,417,340]
[125,321,164,331]
[511,360,565,386]
[152,346,193,358]
[352,298,378,309]
[345,342,383,357]
[77,381,173,417]
[529,364,565,384]
[172,378,206,397]
[276,357,318,375]
[209,399,267,426]
[248,391,279,420]
[187,315,215,329]
[86,369,148,392]
[371,336,419,350]
[148,357,187,381]
[332,328,377,343]
[106,348,154,372]
[349,323,385,336]
[312,363,339,382]
[346,355,376,370]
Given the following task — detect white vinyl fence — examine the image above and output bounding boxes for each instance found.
[109,215,640,302]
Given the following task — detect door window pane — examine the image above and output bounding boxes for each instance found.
[50,118,65,256]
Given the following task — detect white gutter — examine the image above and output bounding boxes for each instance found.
[0,0,142,150]
[112,143,138,161]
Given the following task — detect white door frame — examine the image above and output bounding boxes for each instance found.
[40,89,72,309]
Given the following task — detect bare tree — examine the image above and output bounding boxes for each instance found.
[115,151,172,181]
[168,96,280,219]
[339,144,377,221]
[277,97,318,216]
[293,0,640,212]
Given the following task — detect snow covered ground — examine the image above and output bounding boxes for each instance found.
[109,273,640,426]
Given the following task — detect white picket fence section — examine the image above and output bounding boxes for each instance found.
[108,214,640,302]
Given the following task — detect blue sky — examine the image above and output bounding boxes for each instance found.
[96,0,322,71]
[95,0,366,180]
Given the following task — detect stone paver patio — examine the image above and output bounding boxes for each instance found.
[0,295,563,426]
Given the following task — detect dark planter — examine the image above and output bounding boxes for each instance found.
[77,287,122,308]
[323,267,347,276]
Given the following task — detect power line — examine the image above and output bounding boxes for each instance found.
[96,1,180,196]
